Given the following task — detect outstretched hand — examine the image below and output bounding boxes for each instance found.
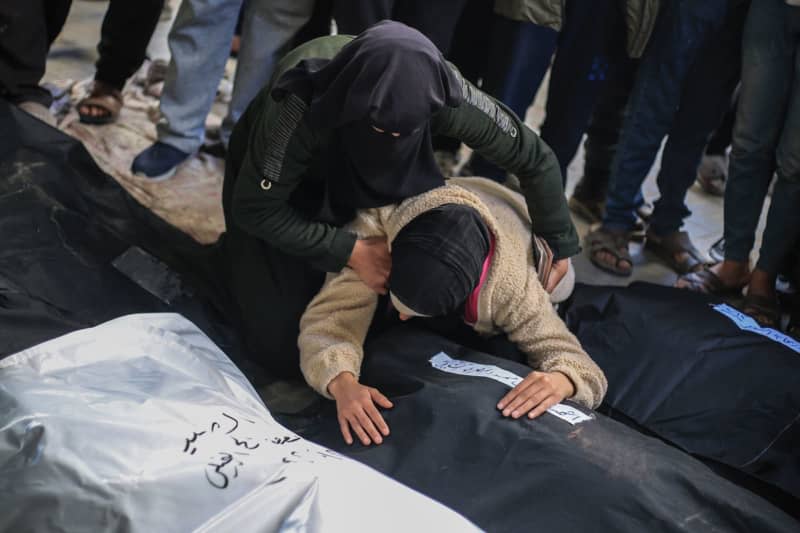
[348,237,391,294]
[497,371,575,420]
[328,372,393,445]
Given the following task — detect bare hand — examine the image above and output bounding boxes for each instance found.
[348,238,391,294]
[497,371,575,420]
[328,372,393,445]
[546,259,570,293]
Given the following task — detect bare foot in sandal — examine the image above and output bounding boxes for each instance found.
[586,227,633,277]
[78,80,123,125]
[675,259,750,294]
[645,230,707,275]
[741,269,781,328]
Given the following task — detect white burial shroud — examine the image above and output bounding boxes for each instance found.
[0,313,478,533]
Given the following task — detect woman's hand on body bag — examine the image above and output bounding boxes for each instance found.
[328,371,393,445]
[496,371,575,420]
[348,237,391,294]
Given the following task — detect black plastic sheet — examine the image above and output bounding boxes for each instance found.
[295,325,798,532]
[0,101,246,372]
[2,100,798,531]
[562,282,800,503]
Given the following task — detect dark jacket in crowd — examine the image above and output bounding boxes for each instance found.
[494,0,661,57]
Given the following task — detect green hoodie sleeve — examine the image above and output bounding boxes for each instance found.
[431,71,580,259]
[231,93,357,273]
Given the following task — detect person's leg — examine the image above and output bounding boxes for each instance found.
[706,94,738,157]
[468,17,558,181]
[332,0,392,35]
[678,0,794,293]
[430,0,492,171]
[219,0,314,148]
[723,0,794,275]
[0,0,71,107]
[601,0,729,234]
[156,0,244,154]
[76,0,164,123]
[648,1,745,239]
[95,0,165,91]
[751,30,800,303]
[539,0,618,182]
[393,0,469,55]
[697,91,738,197]
[571,56,638,215]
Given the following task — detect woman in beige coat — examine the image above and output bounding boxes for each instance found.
[299,177,607,446]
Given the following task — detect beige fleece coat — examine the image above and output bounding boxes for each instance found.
[298,177,608,408]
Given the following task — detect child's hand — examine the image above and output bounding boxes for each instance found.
[496,371,575,420]
[328,372,393,445]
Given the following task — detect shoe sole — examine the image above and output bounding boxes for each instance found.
[133,166,177,183]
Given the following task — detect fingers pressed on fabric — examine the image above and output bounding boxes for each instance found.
[528,395,560,420]
[364,402,390,436]
[505,387,549,418]
[370,388,394,409]
[498,372,545,409]
[348,416,372,446]
[338,415,354,445]
[355,410,383,444]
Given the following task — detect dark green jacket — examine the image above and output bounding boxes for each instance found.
[227,35,579,273]
[494,0,661,58]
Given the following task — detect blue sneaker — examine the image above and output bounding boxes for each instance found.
[131,142,191,181]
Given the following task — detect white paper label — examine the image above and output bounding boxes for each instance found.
[429,352,593,425]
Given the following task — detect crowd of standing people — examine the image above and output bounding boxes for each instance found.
[1,1,799,396]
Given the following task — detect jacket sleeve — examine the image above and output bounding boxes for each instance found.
[493,270,608,409]
[432,72,580,259]
[231,93,357,272]
[298,266,379,398]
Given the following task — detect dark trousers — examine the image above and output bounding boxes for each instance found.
[95,0,164,91]
[471,0,621,183]
[0,0,163,106]
[724,0,800,274]
[706,93,738,156]
[602,0,739,234]
[0,0,71,105]
[572,57,640,205]
[333,0,469,55]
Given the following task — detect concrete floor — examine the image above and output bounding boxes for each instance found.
[43,0,749,290]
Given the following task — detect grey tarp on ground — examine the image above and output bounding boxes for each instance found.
[0,314,478,533]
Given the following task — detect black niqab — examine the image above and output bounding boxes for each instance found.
[273,21,463,209]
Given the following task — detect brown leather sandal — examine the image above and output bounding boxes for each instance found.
[77,81,123,125]
[586,228,633,277]
[675,267,746,296]
[645,230,707,274]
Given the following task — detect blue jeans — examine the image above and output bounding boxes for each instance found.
[602,0,733,234]
[724,0,800,274]
[471,0,619,183]
[157,0,313,153]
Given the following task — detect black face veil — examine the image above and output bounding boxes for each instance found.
[274,21,463,208]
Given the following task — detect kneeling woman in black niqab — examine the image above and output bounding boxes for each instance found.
[220,20,578,378]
